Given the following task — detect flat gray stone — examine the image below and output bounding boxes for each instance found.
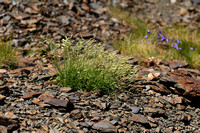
[44,99,69,107]
[92,120,117,132]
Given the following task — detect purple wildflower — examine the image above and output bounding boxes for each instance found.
[169,51,171,54]
[145,35,148,39]
[147,42,150,44]
[161,36,165,41]
[179,48,182,50]
[165,38,169,43]
[175,40,181,43]
[172,45,176,49]
[159,30,162,34]
[171,39,173,42]
[174,43,178,47]
[157,34,161,38]
[147,29,150,34]
[176,47,179,50]
[190,47,193,51]
[154,52,157,55]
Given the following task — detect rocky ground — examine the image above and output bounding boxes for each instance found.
[0,0,200,133]
[108,0,200,30]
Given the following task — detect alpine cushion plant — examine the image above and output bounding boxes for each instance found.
[50,37,134,93]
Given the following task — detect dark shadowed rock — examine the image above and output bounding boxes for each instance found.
[0,94,6,102]
[0,85,10,96]
[0,114,19,132]
[38,75,52,81]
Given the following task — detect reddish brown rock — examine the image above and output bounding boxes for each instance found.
[60,87,72,93]
[21,91,43,99]
[32,98,41,105]
[44,99,73,109]
[10,67,35,75]
[153,103,164,108]
[167,70,200,98]
[4,112,17,119]
[149,83,170,94]
[38,93,55,101]
[0,69,7,73]
[144,107,165,114]
[32,85,43,90]
[18,56,38,67]
[129,114,149,124]
[162,95,183,105]
[177,104,186,110]
[44,80,58,87]
[70,109,83,119]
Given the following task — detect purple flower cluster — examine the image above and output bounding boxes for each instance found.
[144,29,151,39]
[172,40,182,50]
[157,30,172,45]
[144,29,195,56]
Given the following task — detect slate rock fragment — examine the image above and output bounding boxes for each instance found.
[70,109,82,119]
[129,114,149,125]
[44,98,74,111]
[92,120,117,133]
[21,91,43,99]
[169,62,188,69]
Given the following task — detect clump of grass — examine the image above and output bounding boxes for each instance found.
[49,37,133,93]
[110,7,200,69]
[0,41,18,69]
